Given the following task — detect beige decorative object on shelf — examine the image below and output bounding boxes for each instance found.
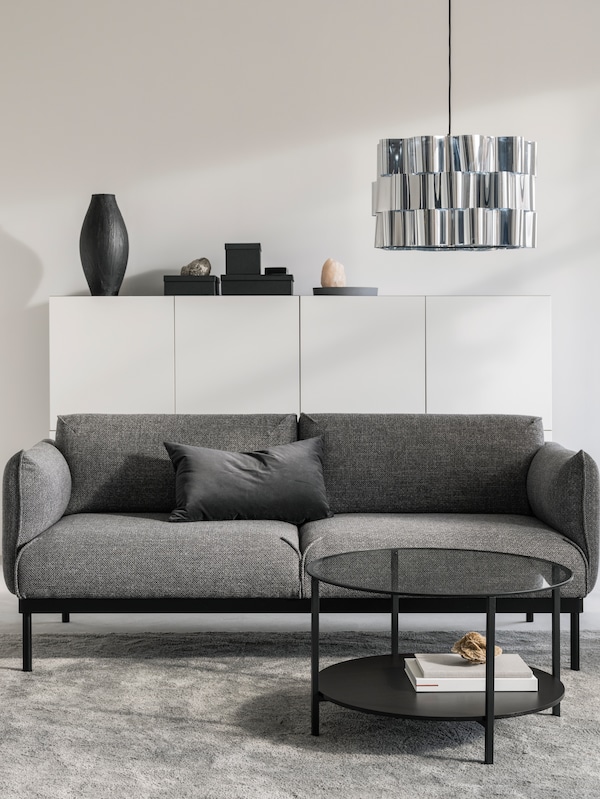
[320,258,346,287]
[451,632,502,664]
[181,257,211,276]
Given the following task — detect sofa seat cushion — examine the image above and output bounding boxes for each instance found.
[299,513,588,598]
[15,513,301,599]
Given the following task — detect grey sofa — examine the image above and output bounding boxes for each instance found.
[3,412,598,671]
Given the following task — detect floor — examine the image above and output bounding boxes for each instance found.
[2,576,599,635]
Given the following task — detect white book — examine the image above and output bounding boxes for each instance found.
[414,653,534,679]
[404,658,539,693]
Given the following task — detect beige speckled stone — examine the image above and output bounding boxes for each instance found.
[181,258,211,276]
[451,632,502,663]
[320,258,346,287]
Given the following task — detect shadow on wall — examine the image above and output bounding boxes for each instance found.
[66,270,168,297]
[0,227,48,456]
[120,269,170,297]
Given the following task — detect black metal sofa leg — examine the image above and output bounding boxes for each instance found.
[526,612,534,622]
[62,613,70,623]
[571,612,580,671]
[23,612,32,672]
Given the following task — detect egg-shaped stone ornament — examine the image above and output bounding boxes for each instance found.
[320,258,346,287]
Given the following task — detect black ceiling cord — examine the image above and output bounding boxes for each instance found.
[448,0,452,136]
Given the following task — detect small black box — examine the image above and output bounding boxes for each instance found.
[164,275,220,295]
[220,274,294,296]
[225,243,261,275]
[265,267,288,275]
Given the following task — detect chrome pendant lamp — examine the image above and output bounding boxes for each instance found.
[373,1,537,250]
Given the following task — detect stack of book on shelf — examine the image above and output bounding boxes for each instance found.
[404,653,538,692]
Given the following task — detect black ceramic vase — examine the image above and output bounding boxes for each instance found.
[79,194,129,296]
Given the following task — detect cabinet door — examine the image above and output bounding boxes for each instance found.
[49,297,175,431]
[426,296,552,428]
[175,296,300,414]
[299,296,426,413]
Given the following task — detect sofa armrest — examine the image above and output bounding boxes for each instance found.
[527,442,600,593]
[3,440,72,594]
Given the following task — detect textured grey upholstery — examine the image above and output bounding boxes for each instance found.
[3,413,598,614]
[15,513,301,599]
[2,441,72,593]
[299,513,588,599]
[298,413,544,514]
[55,414,298,514]
[527,442,600,589]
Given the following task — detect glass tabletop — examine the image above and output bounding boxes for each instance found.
[306,548,573,598]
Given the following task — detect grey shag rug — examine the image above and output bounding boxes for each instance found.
[0,630,598,799]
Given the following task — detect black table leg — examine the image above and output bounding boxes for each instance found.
[484,596,496,764]
[391,549,399,657]
[311,576,320,736]
[552,584,561,716]
[391,595,399,657]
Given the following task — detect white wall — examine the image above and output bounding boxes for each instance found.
[1,2,599,474]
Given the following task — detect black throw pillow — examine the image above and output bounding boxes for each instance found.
[164,437,333,524]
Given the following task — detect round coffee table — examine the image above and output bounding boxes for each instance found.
[306,547,573,764]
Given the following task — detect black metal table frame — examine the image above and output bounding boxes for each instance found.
[310,556,563,765]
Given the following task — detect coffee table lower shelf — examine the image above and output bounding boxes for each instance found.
[318,654,564,721]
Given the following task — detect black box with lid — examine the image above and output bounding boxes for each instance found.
[225,243,261,275]
[163,275,220,295]
[220,274,293,295]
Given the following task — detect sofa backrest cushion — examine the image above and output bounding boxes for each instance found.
[56,414,298,514]
[298,413,544,514]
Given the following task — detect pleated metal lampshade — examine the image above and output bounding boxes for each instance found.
[373,134,537,250]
